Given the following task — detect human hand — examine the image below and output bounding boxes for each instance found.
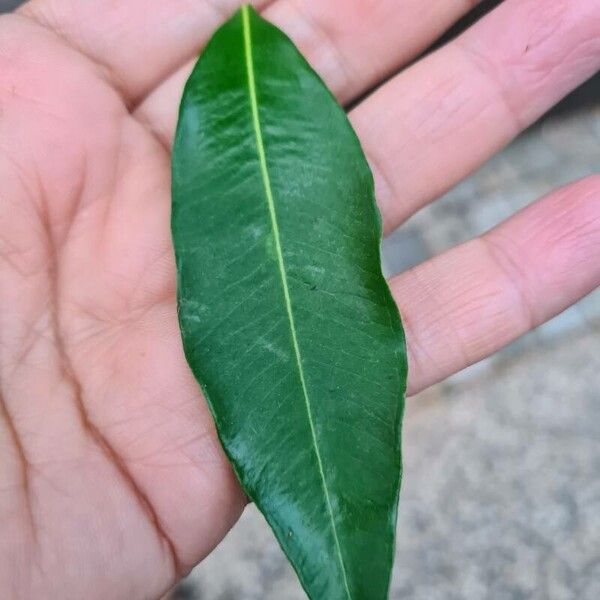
[1,1,598,598]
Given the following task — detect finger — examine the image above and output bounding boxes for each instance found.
[19,0,272,104]
[135,0,482,146]
[394,176,600,396]
[267,0,484,103]
[349,0,600,232]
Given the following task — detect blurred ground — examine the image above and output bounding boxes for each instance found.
[2,1,598,599]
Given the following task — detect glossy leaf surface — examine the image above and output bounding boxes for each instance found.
[172,6,407,599]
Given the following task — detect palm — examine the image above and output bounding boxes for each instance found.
[1,1,598,599]
[0,12,244,600]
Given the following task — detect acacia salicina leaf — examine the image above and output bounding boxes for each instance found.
[171,6,407,599]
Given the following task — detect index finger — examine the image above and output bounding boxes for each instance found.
[19,0,271,104]
[20,0,480,105]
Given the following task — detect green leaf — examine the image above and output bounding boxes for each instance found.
[171,6,407,599]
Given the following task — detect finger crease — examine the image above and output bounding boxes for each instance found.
[133,109,172,154]
[0,386,38,545]
[39,188,185,579]
[480,234,537,332]
[456,39,525,134]
[17,9,132,108]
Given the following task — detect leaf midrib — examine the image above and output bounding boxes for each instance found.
[241,6,352,598]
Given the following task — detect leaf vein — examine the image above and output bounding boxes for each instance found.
[242,7,352,598]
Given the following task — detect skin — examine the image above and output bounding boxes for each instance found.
[0,0,598,598]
